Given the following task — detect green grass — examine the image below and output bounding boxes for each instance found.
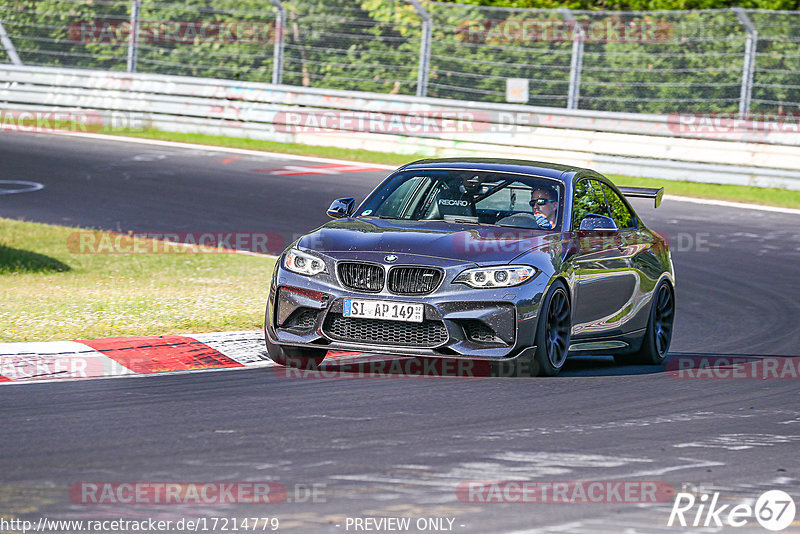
[0,218,276,342]
[110,128,800,210]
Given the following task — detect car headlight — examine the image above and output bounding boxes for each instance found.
[283,248,327,276]
[454,265,537,288]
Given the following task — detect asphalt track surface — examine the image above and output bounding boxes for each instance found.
[1,133,799,533]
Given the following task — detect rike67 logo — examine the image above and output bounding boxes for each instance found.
[668,490,796,531]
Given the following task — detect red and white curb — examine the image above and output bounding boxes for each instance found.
[0,331,272,384]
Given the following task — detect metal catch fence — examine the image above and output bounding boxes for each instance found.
[0,1,798,116]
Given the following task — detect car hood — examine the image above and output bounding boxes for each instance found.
[297,218,562,265]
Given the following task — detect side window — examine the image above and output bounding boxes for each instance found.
[373,176,427,218]
[601,183,636,229]
[572,179,609,229]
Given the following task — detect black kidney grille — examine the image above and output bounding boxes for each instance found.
[337,262,385,292]
[324,314,448,348]
[388,267,443,295]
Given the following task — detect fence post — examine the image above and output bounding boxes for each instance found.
[126,0,141,73]
[409,0,432,98]
[560,8,584,110]
[0,21,22,65]
[733,7,757,119]
[270,0,285,85]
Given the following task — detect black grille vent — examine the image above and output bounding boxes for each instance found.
[388,267,443,295]
[337,262,385,292]
[282,309,318,332]
[324,314,447,348]
[464,320,505,345]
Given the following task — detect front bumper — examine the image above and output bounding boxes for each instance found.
[265,254,547,361]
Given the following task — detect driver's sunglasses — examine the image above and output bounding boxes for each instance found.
[530,198,556,207]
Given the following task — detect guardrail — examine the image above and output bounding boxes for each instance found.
[1,65,799,190]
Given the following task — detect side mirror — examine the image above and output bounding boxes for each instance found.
[579,214,618,231]
[327,198,355,219]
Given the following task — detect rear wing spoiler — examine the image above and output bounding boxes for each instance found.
[617,186,664,208]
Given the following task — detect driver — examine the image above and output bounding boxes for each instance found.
[530,187,559,229]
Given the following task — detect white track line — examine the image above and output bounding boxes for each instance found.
[43,131,800,217]
[662,194,800,215]
[0,180,45,195]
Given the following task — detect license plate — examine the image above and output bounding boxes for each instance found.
[343,299,424,323]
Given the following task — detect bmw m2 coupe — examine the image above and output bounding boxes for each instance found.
[265,158,675,377]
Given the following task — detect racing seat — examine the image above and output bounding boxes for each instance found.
[424,185,477,220]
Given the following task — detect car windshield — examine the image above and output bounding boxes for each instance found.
[357,170,564,230]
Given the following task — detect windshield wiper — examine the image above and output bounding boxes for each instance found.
[495,222,547,229]
[444,218,489,225]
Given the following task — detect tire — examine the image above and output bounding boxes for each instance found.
[615,280,674,365]
[529,281,572,377]
[265,333,327,369]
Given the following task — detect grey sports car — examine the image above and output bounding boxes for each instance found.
[265,158,675,377]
